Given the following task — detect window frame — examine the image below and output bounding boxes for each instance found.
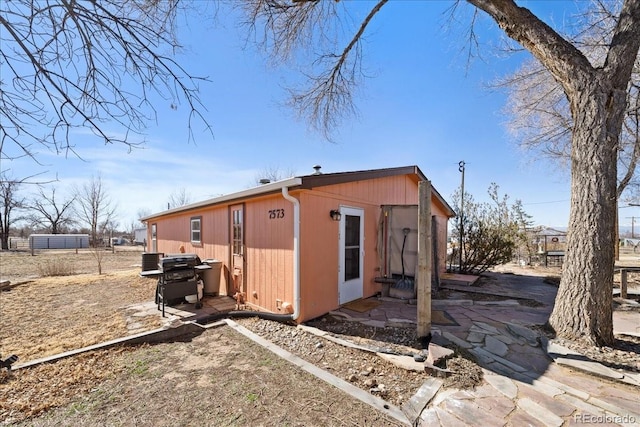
[190,216,202,244]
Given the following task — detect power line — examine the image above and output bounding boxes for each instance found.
[522,199,569,205]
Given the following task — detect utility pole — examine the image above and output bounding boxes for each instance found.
[626,216,637,238]
[458,161,465,273]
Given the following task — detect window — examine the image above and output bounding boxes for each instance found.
[232,209,243,255]
[151,223,157,252]
[190,217,202,244]
[344,214,361,281]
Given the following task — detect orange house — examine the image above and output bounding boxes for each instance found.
[142,165,455,323]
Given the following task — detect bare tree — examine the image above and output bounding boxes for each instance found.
[74,175,117,247]
[497,1,640,200]
[253,165,297,185]
[168,188,192,209]
[137,208,152,226]
[27,186,76,234]
[0,0,210,163]
[0,173,27,250]
[241,0,640,346]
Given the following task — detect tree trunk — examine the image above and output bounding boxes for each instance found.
[467,0,640,349]
[548,78,624,346]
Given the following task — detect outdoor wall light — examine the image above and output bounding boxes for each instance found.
[330,209,342,221]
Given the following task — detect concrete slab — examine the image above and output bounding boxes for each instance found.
[614,310,640,335]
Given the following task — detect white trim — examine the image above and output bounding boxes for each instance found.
[338,206,365,304]
[142,177,303,221]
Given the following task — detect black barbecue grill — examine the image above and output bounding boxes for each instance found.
[156,254,203,317]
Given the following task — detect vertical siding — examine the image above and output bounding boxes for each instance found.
[297,175,452,322]
[151,194,295,312]
[150,173,453,323]
[298,192,341,321]
[152,206,232,295]
[244,196,294,314]
[323,175,420,205]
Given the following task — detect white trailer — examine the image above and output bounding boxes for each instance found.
[133,228,147,246]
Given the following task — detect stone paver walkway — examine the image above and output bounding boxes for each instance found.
[333,271,640,427]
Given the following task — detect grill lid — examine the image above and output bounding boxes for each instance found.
[159,254,201,270]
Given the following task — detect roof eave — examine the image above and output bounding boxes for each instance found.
[141,177,303,221]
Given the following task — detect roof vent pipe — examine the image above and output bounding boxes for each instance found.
[312,165,322,175]
[259,179,271,185]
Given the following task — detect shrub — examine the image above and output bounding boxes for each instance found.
[36,259,76,277]
[450,183,531,274]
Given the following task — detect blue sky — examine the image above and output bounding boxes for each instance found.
[8,1,638,231]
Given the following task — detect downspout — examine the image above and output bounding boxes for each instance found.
[196,183,302,326]
[282,186,301,321]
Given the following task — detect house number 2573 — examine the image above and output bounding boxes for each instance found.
[268,209,285,219]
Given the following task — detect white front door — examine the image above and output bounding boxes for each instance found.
[338,207,364,304]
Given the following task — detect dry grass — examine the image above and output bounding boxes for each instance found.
[0,346,137,423]
[35,258,77,277]
[1,269,161,362]
[0,249,159,363]
[1,328,404,426]
[0,249,409,426]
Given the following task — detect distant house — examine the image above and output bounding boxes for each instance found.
[534,227,567,253]
[531,227,567,267]
[141,165,455,323]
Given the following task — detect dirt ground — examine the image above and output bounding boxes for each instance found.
[0,248,637,425]
[4,328,405,426]
[0,248,481,425]
[0,248,161,362]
